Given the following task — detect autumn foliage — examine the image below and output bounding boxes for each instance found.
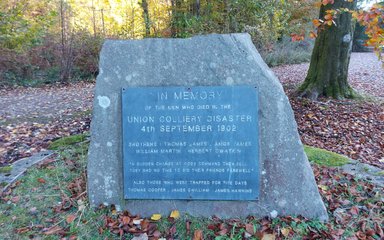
[308,2,384,63]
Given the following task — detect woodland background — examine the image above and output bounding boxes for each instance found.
[0,0,372,87]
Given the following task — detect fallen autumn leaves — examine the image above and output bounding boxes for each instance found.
[91,165,384,239]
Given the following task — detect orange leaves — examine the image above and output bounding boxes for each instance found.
[66,214,76,224]
[311,1,383,64]
[323,10,337,27]
[37,178,46,184]
[312,9,336,30]
[290,33,305,42]
[312,19,322,27]
[324,13,333,20]
[309,31,318,38]
[193,230,203,240]
[353,4,384,61]
[322,0,334,6]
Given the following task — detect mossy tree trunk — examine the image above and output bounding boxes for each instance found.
[297,0,357,100]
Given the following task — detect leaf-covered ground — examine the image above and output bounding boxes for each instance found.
[0,142,382,239]
[273,52,384,169]
[273,52,384,99]
[0,53,383,168]
[0,83,93,165]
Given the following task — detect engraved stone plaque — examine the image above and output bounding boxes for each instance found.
[122,86,259,200]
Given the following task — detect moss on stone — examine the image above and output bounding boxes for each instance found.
[304,145,350,167]
[48,133,89,150]
[0,166,12,173]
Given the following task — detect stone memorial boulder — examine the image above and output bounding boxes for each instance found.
[88,33,328,221]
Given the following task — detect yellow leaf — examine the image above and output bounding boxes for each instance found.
[170,210,180,219]
[281,228,290,237]
[318,184,328,191]
[262,233,276,240]
[352,11,359,19]
[151,214,162,221]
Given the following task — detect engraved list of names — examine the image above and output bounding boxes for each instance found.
[121,86,259,200]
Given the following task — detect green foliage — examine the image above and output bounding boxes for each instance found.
[0,0,57,51]
[304,145,351,167]
[170,0,293,48]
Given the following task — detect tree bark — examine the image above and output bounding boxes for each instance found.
[141,0,150,37]
[297,0,357,100]
[59,0,71,83]
[192,0,200,17]
[170,0,176,37]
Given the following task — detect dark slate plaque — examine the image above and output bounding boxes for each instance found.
[122,86,259,200]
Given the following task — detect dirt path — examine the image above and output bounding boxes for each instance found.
[0,53,383,167]
[0,83,93,164]
[0,82,94,122]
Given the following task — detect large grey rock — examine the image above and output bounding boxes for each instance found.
[88,33,328,220]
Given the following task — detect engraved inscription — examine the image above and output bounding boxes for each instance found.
[121,86,259,200]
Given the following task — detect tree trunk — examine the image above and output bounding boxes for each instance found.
[59,0,71,83]
[196,0,200,17]
[192,0,200,17]
[141,0,150,37]
[297,0,357,100]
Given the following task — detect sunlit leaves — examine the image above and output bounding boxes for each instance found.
[169,210,180,219]
[309,30,317,38]
[355,4,384,60]
[0,0,57,50]
[150,214,162,221]
[312,19,322,27]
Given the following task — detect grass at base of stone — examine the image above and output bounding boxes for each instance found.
[0,142,382,239]
[48,132,89,150]
[304,145,351,167]
[0,142,115,239]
